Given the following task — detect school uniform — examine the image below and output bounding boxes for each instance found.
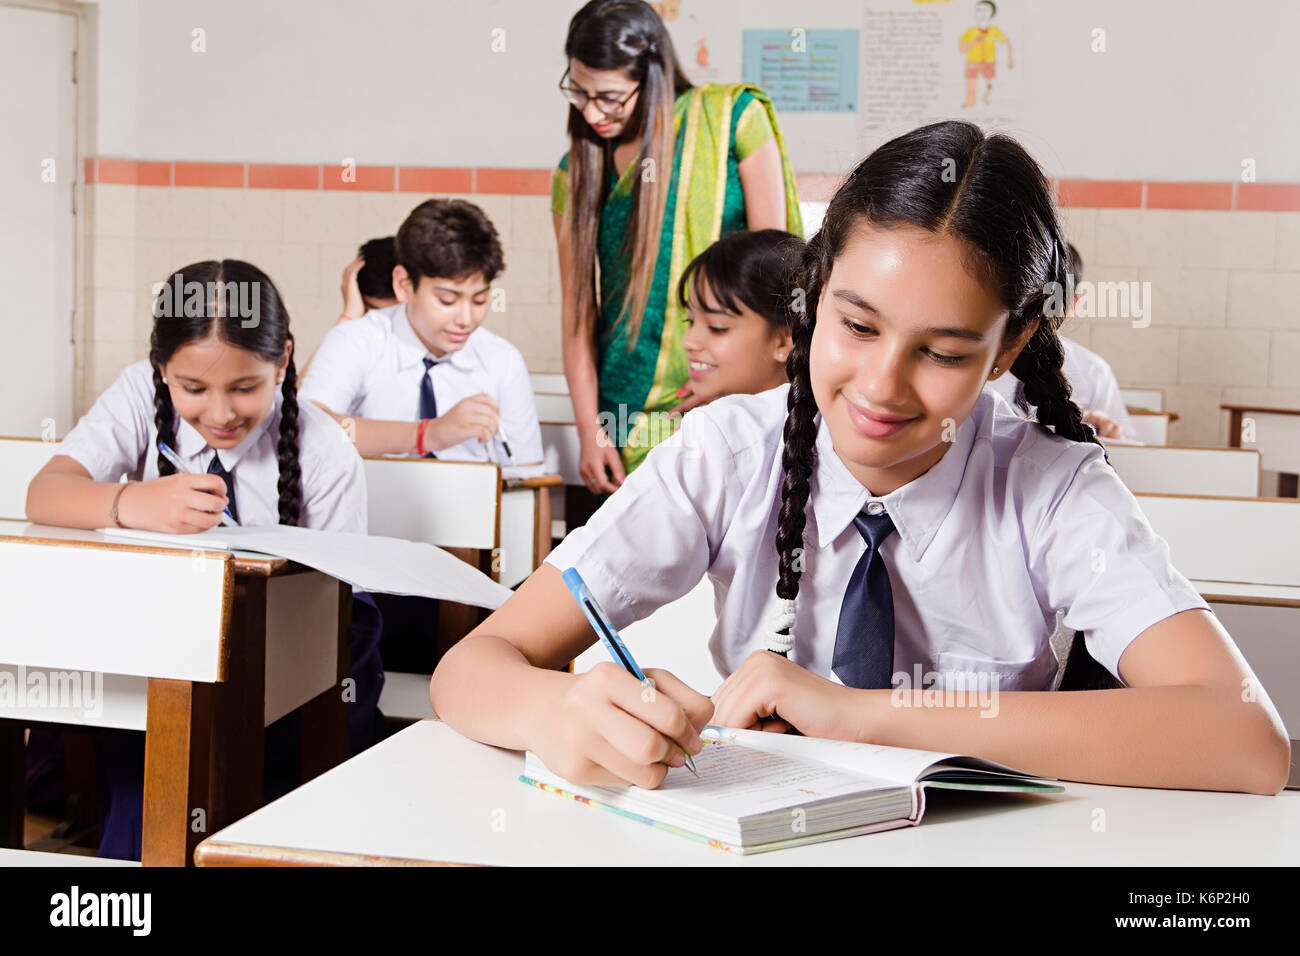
[55,359,385,859]
[299,303,543,465]
[987,336,1135,439]
[299,303,544,671]
[545,384,1208,690]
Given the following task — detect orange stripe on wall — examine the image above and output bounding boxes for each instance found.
[322,165,396,191]
[248,164,321,189]
[475,168,552,195]
[174,162,246,188]
[1145,182,1233,210]
[1056,180,1143,208]
[399,166,474,193]
[1238,183,1300,212]
[79,158,1300,210]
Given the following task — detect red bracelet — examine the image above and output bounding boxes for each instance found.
[416,419,430,457]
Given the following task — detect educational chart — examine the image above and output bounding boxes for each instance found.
[860,0,1024,152]
[742,29,860,113]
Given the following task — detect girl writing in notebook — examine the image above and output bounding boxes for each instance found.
[431,122,1289,796]
[26,259,386,858]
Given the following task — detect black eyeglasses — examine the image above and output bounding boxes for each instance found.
[558,68,640,118]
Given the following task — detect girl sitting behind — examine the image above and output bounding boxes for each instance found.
[676,229,803,408]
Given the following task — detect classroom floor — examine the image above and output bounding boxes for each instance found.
[21,809,98,857]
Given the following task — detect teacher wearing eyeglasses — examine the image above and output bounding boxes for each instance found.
[553,0,802,493]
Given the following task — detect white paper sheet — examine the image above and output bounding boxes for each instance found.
[98,525,512,609]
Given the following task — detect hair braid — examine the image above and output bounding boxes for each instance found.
[1012,242,1106,455]
[151,362,179,476]
[766,241,823,656]
[275,342,303,526]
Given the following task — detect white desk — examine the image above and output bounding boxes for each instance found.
[196,720,1300,866]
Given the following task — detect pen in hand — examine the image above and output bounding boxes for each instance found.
[156,441,239,527]
[560,567,699,777]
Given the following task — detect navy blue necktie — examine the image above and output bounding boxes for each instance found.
[207,452,239,525]
[832,507,897,689]
[419,357,438,459]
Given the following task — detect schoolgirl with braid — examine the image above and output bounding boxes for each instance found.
[27,259,387,859]
[430,122,1289,797]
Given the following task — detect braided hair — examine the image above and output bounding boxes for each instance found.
[769,121,1103,657]
[150,259,302,526]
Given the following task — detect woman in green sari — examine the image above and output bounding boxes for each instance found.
[552,0,802,492]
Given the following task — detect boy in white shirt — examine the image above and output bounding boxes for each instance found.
[987,243,1134,439]
[301,199,543,465]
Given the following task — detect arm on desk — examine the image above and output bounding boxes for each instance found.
[716,609,1289,795]
[26,454,229,534]
[309,398,500,458]
[431,563,712,789]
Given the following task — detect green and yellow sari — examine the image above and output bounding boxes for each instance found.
[553,82,802,473]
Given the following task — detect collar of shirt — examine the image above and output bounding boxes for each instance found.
[171,393,280,471]
[807,396,981,561]
[390,303,477,374]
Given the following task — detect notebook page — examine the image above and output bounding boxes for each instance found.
[700,727,965,786]
[525,738,895,824]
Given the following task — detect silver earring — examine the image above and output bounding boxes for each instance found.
[161,377,168,384]
[991,365,1000,376]
[776,352,786,361]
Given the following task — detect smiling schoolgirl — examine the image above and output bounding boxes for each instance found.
[27,259,385,858]
[429,122,1289,797]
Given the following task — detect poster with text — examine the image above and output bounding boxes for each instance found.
[860,0,1025,153]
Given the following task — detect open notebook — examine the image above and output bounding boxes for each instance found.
[521,726,1063,854]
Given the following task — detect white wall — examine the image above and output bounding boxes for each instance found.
[88,0,1300,180]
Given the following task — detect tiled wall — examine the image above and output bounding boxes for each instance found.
[81,160,1300,448]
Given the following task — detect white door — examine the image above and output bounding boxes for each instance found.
[0,5,77,437]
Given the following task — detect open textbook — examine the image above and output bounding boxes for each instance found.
[98,524,512,610]
[521,726,1064,854]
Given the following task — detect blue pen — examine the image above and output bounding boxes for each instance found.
[157,441,239,527]
[561,567,699,776]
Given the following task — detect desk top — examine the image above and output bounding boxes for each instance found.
[0,519,293,575]
[196,720,1300,867]
[1193,579,1300,609]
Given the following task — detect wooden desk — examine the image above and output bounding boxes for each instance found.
[1222,404,1300,497]
[0,521,350,866]
[196,720,1300,866]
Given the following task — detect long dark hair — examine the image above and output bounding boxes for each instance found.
[149,259,303,526]
[561,0,692,347]
[773,120,1103,654]
[676,229,805,330]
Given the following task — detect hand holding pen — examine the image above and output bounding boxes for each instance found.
[560,567,709,779]
[157,441,239,527]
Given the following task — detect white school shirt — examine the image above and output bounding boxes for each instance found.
[58,359,367,533]
[545,384,1208,689]
[988,336,1134,439]
[298,304,544,465]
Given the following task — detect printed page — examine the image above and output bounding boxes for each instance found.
[99,525,513,609]
[700,726,1030,786]
[524,738,897,823]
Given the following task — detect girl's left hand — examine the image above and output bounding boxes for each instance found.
[711,650,864,741]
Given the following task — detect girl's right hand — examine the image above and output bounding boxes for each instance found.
[116,473,230,534]
[578,428,625,494]
[531,663,713,789]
